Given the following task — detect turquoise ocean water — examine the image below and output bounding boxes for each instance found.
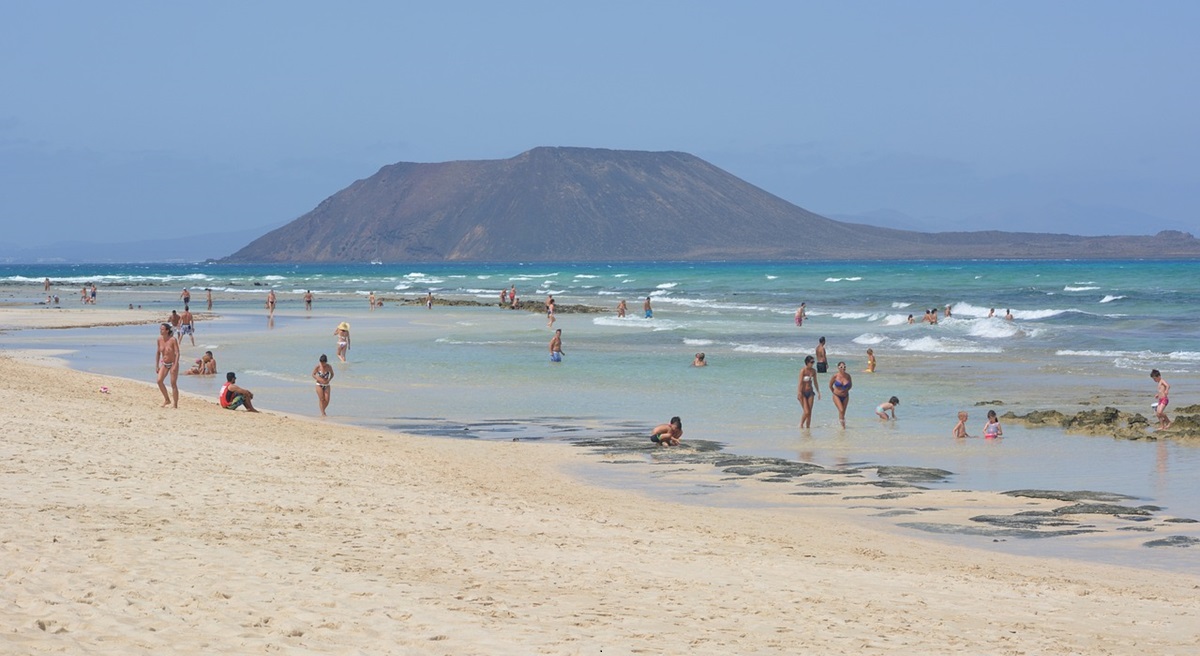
[4,260,1199,565]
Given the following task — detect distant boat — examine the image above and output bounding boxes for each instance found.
[369,260,383,265]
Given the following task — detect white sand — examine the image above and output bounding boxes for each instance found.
[2,312,1200,653]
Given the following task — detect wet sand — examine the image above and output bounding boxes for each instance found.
[2,306,1199,653]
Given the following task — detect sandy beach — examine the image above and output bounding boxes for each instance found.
[1,307,1199,654]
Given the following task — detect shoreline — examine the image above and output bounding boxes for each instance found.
[5,303,1200,569]
[4,351,1200,651]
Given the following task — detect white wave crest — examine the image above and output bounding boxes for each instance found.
[1099,295,1126,303]
[1057,349,1130,358]
[967,321,1021,339]
[1011,308,1073,320]
[733,343,810,355]
[948,302,994,319]
[592,316,684,331]
[893,336,1002,354]
[683,338,714,346]
[852,333,887,345]
[1063,285,1100,292]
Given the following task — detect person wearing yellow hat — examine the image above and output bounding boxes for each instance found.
[334,322,351,362]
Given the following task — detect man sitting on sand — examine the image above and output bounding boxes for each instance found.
[219,372,259,412]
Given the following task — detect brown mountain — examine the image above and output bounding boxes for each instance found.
[224,147,1200,262]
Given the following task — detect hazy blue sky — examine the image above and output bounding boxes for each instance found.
[2,1,1197,248]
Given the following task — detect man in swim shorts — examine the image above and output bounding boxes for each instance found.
[219,372,259,412]
[549,329,564,363]
[815,336,828,373]
[179,304,196,346]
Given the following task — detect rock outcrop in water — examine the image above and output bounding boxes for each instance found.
[1002,406,1200,440]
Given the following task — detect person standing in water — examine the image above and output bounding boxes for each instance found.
[828,361,852,428]
[794,302,807,327]
[334,322,351,362]
[179,304,196,346]
[865,348,876,373]
[643,296,653,318]
[549,329,564,363]
[1151,369,1172,430]
[313,354,334,417]
[797,355,821,429]
[815,336,828,374]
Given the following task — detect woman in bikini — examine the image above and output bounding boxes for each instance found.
[797,355,821,429]
[155,323,180,408]
[334,322,351,362]
[312,354,334,417]
[828,361,853,428]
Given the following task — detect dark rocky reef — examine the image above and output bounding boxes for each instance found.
[1002,406,1200,440]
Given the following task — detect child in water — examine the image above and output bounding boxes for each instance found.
[952,411,971,438]
[983,410,1003,438]
[875,396,899,420]
[1151,369,1172,430]
[865,348,876,373]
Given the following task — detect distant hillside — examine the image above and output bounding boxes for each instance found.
[224,147,1200,262]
